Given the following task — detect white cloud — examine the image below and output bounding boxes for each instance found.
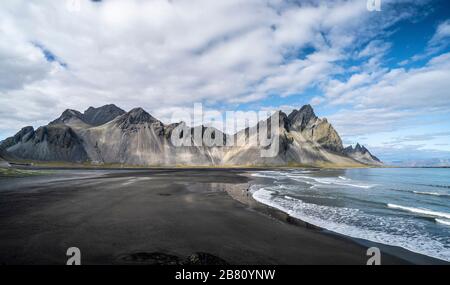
[327,51,450,109]
[429,19,450,47]
[0,0,435,141]
[357,40,391,59]
[327,108,420,137]
[314,49,450,140]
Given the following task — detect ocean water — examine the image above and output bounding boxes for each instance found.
[250,168,450,262]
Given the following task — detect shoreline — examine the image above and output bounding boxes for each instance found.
[0,168,447,265]
[3,159,374,170]
[225,174,448,265]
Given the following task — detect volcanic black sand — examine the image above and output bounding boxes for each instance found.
[0,168,445,265]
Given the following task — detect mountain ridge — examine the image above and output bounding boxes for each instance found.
[50,104,126,127]
[0,104,382,167]
[344,143,382,166]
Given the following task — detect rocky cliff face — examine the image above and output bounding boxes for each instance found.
[50,109,87,127]
[343,143,382,166]
[83,104,126,126]
[50,105,125,127]
[219,107,374,167]
[80,108,168,165]
[288,105,343,153]
[0,147,7,161]
[0,154,9,167]
[0,104,382,167]
[0,126,35,150]
[3,125,88,162]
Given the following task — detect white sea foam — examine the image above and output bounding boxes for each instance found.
[251,173,271,178]
[387,203,450,219]
[252,187,450,262]
[413,191,450,197]
[284,195,299,201]
[257,172,373,189]
[250,169,450,262]
[435,218,450,226]
[293,175,376,189]
[251,172,285,179]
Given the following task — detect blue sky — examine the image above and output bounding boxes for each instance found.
[0,0,450,164]
[222,0,450,164]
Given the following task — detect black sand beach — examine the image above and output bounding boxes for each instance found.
[0,168,445,265]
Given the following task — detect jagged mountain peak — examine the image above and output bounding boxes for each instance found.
[3,103,382,167]
[288,104,318,131]
[85,104,119,112]
[17,126,34,135]
[115,107,160,128]
[83,104,125,126]
[344,143,381,164]
[50,109,86,125]
[128,107,156,120]
[61,109,84,119]
[291,104,316,117]
[64,109,82,115]
[0,126,35,151]
[84,104,124,115]
[299,104,315,115]
[50,105,126,127]
[346,143,369,154]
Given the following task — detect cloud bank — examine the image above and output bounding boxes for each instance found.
[1,0,449,164]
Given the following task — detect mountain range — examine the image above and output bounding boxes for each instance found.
[343,143,382,166]
[0,104,382,167]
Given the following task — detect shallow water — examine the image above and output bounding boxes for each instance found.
[250,168,450,262]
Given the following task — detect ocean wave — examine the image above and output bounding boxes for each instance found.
[250,173,278,179]
[413,191,450,197]
[252,172,376,189]
[284,195,299,201]
[252,188,450,262]
[419,184,450,189]
[435,218,450,226]
[295,176,376,189]
[251,171,309,180]
[387,203,450,219]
